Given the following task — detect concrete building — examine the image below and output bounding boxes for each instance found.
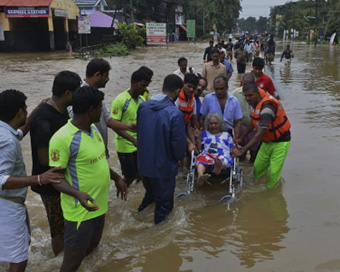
[0,0,79,51]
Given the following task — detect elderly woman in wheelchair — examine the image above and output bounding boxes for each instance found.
[190,112,234,186]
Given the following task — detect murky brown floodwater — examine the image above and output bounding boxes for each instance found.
[1,41,340,272]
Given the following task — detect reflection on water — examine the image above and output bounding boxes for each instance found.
[228,183,289,268]
[1,41,340,271]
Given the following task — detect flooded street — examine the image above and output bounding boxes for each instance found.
[1,41,340,271]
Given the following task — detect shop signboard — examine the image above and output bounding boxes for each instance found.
[186,20,195,38]
[54,9,68,18]
[5,6,49,17]
[146,22,166,45]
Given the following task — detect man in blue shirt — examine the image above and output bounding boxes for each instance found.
[220,52,234,80]
[195,77,207,120]
[200,76,242,139]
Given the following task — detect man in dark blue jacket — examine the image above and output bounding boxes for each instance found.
[137,74,187,224]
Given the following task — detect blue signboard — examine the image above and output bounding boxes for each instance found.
[5,7,49,18]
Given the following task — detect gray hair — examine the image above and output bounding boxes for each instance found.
[241,73,256,84]
[204,112,223,131]
[213,75,228,86]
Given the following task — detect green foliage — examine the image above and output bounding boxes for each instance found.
[269,0,340,40]
[118,22,145,49]
[98,43,129,56]
[106,0,242,36]
[201,33,214,40]
[237,16,269,34]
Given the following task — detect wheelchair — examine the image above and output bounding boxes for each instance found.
[177,150,243,202]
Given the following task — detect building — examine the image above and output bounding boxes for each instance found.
[0,0,79,51]
[75,0,107,15]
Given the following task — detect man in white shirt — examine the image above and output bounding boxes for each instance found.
[173,57,197,80]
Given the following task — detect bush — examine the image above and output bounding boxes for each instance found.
[118,22,145,49]
[200,33,214,41]
[98,43,129,56]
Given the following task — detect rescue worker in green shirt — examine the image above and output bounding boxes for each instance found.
[50,86,127,272]
[111,69,150,186]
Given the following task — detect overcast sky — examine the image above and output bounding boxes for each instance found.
[239,0,294,19]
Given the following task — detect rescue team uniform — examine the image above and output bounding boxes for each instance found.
[250,93,291,189]
[111,90,145,179]
[143,89,150,101]
[196,130,234,168]
[49,120,110,247]
[68,81,111,157]
[175,88,196,125]
[252,71,276,96]
[231,87,268,153]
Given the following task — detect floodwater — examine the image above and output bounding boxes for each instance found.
[1,41,340,272]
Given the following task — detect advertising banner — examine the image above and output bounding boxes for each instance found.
[78,16,91,34]
[146,22,166,45]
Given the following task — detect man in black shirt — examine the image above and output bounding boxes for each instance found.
[226,38,234,62]
[203,40,214,62]
[30,70,81,256]
[280,44,294,66]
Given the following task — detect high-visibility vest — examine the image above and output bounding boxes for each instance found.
[178,88,195,125]
[251,93,290,142]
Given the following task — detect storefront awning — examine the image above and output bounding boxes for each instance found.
[134,22,145,27]
[88,11,113,28]
[0,0,53,6]
[180,25,187,32]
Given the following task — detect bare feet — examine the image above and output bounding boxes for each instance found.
[213,158,224,175]
[197,173,211,186]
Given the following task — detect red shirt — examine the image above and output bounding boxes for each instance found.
[254,72,276,95]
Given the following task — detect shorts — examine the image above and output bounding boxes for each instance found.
[117,151,138,179]
[267,53,275,61]
[64,214,105,250]
[41,194,64,238]
[284,59,291,66]
[237,62,246,74]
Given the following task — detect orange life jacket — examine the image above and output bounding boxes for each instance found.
[251,93,290,142]
[178,88,195,125]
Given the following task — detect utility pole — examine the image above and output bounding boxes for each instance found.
[203,13,209,34]
[130,0,134,22]
[314,0,319,46]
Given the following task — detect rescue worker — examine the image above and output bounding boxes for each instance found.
[175,73,200,129]
[232,83,291,189]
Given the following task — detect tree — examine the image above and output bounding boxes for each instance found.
[105,0,242,37]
